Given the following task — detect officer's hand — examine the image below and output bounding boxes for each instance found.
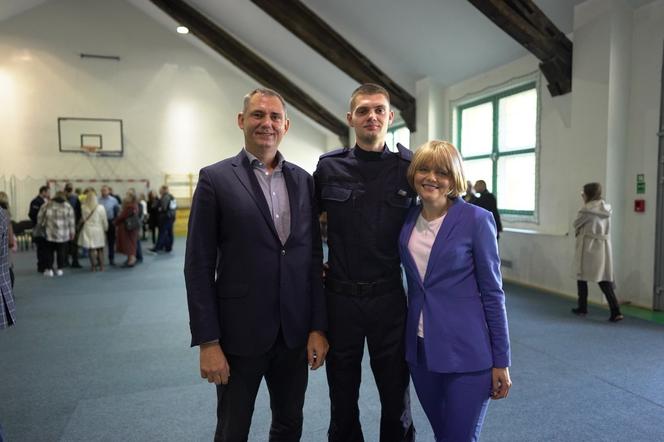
[307,330,329,370]
[200,342,230,385]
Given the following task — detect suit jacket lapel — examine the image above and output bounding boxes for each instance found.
[231,150,280,239]
[424,197,464,282]
[282,163,299,245]
[400,207,424,289]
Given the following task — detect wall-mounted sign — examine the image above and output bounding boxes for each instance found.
[637,174,645,194]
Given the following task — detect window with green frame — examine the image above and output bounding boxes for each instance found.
[386,123,410,151]
[457,82,537,216]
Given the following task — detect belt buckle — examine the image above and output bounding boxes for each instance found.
[356,281,375,296]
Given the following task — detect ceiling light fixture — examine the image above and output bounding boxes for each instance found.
[176,26,189,34]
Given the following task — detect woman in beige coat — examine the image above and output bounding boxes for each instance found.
[77,189,108,271]
[572,182,623,322]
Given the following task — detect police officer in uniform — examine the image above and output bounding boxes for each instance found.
[314,83,416,442]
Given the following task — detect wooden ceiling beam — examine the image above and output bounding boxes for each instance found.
[467,0,573,96]
[250,0,417,132]
[150,0,349,146]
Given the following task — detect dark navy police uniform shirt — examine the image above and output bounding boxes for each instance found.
[314,143,416,283]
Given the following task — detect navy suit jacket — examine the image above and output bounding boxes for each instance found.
[184,150,326,356]
[398,198,510,373]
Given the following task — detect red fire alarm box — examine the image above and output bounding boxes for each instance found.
[634,199,645,212]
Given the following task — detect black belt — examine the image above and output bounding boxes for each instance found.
[325,274,403,297]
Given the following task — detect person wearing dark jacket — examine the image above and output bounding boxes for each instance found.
[149,186,176,253]
[472,180,503,239]
[29,185,50,272]
[64,183,82,268]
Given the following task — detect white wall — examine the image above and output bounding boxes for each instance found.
[0,0,328,216]
[425,0,664,309]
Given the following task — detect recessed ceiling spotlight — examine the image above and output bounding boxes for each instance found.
[176,26,189,34]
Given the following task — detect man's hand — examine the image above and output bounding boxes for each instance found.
[491,367,512,400]
[307,330,329,370]
[200,342,230,385]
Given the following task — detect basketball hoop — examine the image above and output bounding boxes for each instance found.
[81,145,100,156]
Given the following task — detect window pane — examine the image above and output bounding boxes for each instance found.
[394,127,410,149]
[497,153,535,211]
[460,102,493,157]
[462,158,493,194]
[498,88,536,152]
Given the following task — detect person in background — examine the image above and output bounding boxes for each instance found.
[99,185,120,266]
[64,183,82,268]
[463,180,476,203]
[138,193,148,241]
[38,190,75,277]
[29,185,50,273]
[0,192,16,288]
[0,204,16,442]
[77,189,108,272]
[1,205,16,327]
[399,140,511,441]
[314,83,416,441]
[572,182,624,322]
[149,185,176,253]
[114,191,139,268]
[109,187,122,205]
[147,190,160,245]
[472,180,503,240]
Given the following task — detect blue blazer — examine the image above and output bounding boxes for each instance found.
[184,150,326,356]
[398,198,510,373]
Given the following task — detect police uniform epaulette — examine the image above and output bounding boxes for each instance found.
[319,147,350,159]
[396,143,413,162]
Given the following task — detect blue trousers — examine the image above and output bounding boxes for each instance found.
[409,338,491,442]
[154,217,174,252]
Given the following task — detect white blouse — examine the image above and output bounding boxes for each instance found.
[407,212,445,337]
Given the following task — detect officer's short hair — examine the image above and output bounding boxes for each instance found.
[407,140,466,199]
[242,88,287,116]
[39,185,49,194]
[349,83,390,112]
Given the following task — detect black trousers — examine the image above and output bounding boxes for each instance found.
[325,287,414,442]
[214,332,308,442]
[34,236,49,272]
[576,280,622,316]
[46,241,68,270]
[106,222,116,264]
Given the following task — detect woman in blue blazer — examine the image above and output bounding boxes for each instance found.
[398,140,511,441]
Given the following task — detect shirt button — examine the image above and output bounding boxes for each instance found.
[281,250,286,256]
[276,214,279,218]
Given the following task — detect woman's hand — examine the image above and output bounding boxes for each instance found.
[491,367,512,400]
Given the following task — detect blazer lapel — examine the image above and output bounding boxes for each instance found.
[423,197,464,282]
[282,163,299,245]
[231,150,279,239]
[400,207,424,289]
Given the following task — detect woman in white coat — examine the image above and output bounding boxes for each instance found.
[572,182,623,322]
[78,189,108,271]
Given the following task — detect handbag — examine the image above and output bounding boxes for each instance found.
[124,211,141,231]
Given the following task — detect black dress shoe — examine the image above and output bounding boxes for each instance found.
[571,308,587,316]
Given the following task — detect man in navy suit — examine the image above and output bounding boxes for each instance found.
[184,88,328,441]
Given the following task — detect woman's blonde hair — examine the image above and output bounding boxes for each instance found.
[407,140,466,198]
[84,188,98,211]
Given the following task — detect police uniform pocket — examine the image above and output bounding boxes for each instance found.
[321,186,352,203]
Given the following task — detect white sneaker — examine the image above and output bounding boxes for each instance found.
[43,269,54,277]
[56,269,64,276]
